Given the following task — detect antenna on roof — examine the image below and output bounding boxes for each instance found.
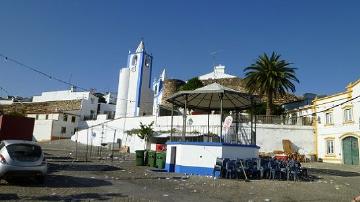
[68,73,73,90]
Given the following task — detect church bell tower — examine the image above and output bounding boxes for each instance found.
[115,41,154,118]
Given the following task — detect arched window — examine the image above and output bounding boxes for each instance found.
[132,55,138,66]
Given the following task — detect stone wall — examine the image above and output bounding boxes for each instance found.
[201,77,247,92]
[161,79,185,108]
[160,77,298,108]
[202,78,298,105]
[0,100,82,114]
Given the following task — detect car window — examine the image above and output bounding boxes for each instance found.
[0,142,5,150]
[6,144,42,162]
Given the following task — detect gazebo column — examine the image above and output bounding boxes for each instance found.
[235,110,239,143]
[250,97,256,145]
[207,110,210,142]
[170,103,174,142]
[182,95,188,142]
[219,93,224,143]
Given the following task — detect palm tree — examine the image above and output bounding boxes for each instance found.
[244,52,299,116]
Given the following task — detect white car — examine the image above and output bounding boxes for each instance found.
[0,140,47,183]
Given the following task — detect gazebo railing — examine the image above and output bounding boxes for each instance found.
[239,115,313,126]
[155,124,253,144]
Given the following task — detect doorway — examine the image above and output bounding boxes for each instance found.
[169,146,177,172]
[342,136,359,165]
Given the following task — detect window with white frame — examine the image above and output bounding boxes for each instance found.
[325,112,333,125]
[326,140,334,154]
[343,108,353,122]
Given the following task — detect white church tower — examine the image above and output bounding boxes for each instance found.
[115,41,154,118]
[152,69,166,116]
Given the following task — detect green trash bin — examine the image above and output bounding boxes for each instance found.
[156,152,166,169]
[135,150,145,166]
[147,151,156,167]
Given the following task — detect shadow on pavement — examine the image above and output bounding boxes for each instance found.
[0,194,19,200]
[29,192,127,201]
[48,163,122,173]
[309,168,360,177]
[6,175,112,188]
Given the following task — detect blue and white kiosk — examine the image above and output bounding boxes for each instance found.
[165,83,261,176]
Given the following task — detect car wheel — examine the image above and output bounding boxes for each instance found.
[35,175,46,184]
[5,177,18,184]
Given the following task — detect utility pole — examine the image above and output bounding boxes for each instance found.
[85,128,89,162]
[111,129,117,162]
[100,124,104,158]
[75,130,78,161]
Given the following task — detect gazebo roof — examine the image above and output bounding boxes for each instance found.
[166,83,260,110]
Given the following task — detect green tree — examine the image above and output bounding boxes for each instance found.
[127,122,154,149]
[244,52,299,115]
[180,77,204,91]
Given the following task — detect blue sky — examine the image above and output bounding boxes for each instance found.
[0,0,359,97]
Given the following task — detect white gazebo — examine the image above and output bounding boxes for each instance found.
[164,83,261,176]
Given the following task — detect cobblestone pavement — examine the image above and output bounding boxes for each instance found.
[0,142,360,201]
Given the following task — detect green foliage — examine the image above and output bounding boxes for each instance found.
[127,122,154,143]
[1,110,25,117]
[244,52,299,115]
[247,102,285,115]
[158,128,179,134]
[180,77,204,91]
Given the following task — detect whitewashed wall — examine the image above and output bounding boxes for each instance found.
[256,124,314,155]
[222,145,259,159]
[164,143,259,176]
[31,119,53,141]
[73,114,314,154]
[169,144,222,169]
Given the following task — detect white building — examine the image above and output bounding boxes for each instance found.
[314,79,360,165]
[198,65,236,80]
[115,41,154,118]
[22,88,116,141]
[0,99,82,141]
[282,93,317,125]
[152,69,166,116]
[0,99,14,105]
[32,89,100,120]
[27,107,81,141]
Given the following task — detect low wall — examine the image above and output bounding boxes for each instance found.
[73,114,314,154]
[165,142,259,176]
[256,124,314,155]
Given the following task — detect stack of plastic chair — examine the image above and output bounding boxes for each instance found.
[225,160,236,179]
[287,159,302,181]
[245,159,260,179]
[212,157,223,178]
[259,158,270,179]
[279,160,288,180]
[221,158,230,178]
[235,159,245,179]
[268,158,280,180]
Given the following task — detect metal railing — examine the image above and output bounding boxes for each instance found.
[238,115,313,126]
[154,124,253,144]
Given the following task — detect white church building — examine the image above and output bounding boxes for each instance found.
[115,41,154,118]
[70,41,314,157]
